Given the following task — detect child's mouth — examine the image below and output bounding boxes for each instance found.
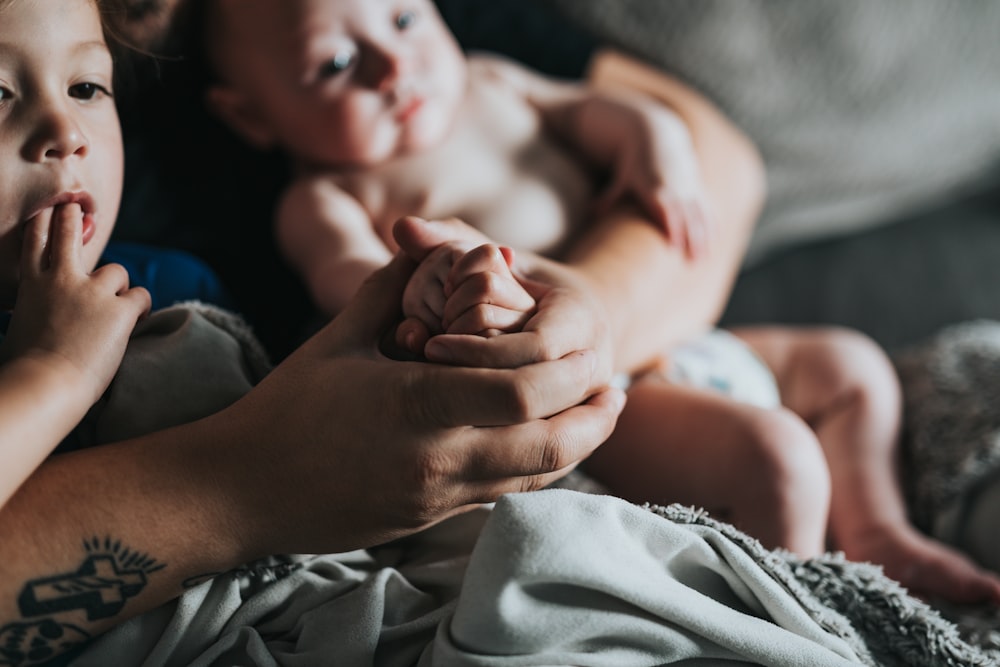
[81,212,96,245]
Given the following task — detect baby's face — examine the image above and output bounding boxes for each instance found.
[0,0,122,309]
[209,0,467,168]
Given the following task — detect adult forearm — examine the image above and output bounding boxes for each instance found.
[560,207,745,374]
[562,50,765,374]
[0,421,244,655]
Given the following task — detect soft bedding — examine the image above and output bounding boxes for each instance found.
[53,303,1000,665]
[73,488,999,666]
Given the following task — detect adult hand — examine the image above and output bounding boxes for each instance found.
[215,251,624,558]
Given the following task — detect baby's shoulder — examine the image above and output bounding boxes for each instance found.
[276,173,373,227]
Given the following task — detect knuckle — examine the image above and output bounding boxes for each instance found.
[497,377,539,422]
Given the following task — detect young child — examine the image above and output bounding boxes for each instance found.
[0,0,250,511]
[201,0,1000,604]
[0,0,153,508]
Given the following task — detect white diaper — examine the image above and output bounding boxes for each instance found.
[647,329,781,409]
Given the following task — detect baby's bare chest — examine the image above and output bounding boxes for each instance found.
[351,79,594,255]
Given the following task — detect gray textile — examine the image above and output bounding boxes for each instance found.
[544,0,1000,266]
[75,302,272,445]
[75,489,1000,666]
[895,321,1000,575]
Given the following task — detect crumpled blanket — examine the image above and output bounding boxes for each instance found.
[64,304,1000,666]
[75,301,272,447]
[74,489,1000,666]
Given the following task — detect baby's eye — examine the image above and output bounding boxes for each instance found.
[319,50,355,78]
[69,82,111,101]
[395,10,417,31]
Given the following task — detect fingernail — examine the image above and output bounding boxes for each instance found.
[426,341,453,363]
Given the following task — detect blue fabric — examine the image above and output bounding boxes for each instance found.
[1,242,232,337]
[99,241,235,312]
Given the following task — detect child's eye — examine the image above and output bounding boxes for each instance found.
[319,50,355,78]
[69,82,112,101]
[395,10,417,31]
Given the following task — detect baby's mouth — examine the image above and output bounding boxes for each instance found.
[396,96,426,123]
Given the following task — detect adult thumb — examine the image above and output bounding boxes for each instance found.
[335,252,416,342]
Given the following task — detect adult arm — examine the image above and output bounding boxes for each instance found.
[0,253,623,656]
[401,51,764,377]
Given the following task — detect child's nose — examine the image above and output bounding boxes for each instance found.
[27,103,89,162]
[364,43,409,92]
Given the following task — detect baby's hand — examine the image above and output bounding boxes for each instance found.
[396,242,535,357]
[596,100,711,259]
[441,244,536,337]
[2,204,151,405]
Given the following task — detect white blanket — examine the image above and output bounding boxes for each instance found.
[74,490,882,666]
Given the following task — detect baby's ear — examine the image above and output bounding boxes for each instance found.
[205,85,275,150]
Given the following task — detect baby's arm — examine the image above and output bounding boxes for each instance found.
[0,205,150,507]
[276,177,393,318]
[396,231,535,356]
[470,54,709,258]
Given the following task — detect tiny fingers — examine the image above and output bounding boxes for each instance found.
[446,304,533,337]
[443,272,536,332]
[445,244,515,294]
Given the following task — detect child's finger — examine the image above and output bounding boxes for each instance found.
[46,203,84,271]
[445,303,533,336]
[394,317,431,356]
[445,244,515,296]
[443,272,536,329]
[684,200,712,259]
[661,196,686,254]
[90,261,134,297]
[120,285,153,319]
[19,212,53,279]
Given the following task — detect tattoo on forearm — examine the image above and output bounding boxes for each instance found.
[1,536,165,666]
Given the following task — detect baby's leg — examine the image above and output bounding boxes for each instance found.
[583,379,831,557]
[734,325,1000,604]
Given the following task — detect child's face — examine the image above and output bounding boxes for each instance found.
[209,0,467,167]
[0,0,123,308]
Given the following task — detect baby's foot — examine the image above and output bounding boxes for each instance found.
[842,524,1000,605]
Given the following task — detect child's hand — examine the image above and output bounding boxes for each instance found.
[441,244,536,337]
[595,100,711,260]
[397,238,473,354]
[396,241,536,357]
[2,204,151,405]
